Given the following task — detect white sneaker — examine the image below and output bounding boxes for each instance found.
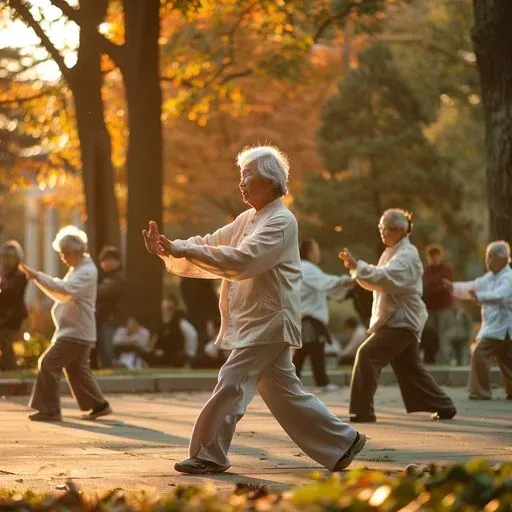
[320,384,341,392]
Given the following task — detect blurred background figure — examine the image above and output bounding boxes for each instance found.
[0,241,27,371]
[203,317,230,368]
[444,241,512,400]
[93,246,126,369]
[112,316,151,369]
[423,244,454,364]
[294,238,353,392]
[179,278,220,364]
[339,316,367,366]
[447,300,473,366]
[140,296,198,368]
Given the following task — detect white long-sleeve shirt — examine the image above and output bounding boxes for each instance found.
[160,197,302,350]
[113,325,151,369]
[300,260,352,325]
[180,318,199,358]
[453,265,512,341]
[34,256,97,345]
[350,237,428,339]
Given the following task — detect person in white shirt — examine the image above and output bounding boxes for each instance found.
[113,317,151,369]
[143,145,365,475]
[339,209,456,423]
[339,317,368,365]
[443,241,512,400]
[19,226,112,422]
[294,238,353,391]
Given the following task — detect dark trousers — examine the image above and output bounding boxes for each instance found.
[349,327,455,418]
[0,328,18,371]
[29,339,107,415]
[293,342,330,387]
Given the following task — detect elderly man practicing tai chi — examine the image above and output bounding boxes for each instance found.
[143,146,365,475]
[443,241,512,401]
[339,209,456,423]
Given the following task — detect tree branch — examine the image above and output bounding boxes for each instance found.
[51,0,125,70]
[0,88,58,105]
[219,69,253,85]
[313,0,384,43]
[7,0,72,82]
[49,0,79,24]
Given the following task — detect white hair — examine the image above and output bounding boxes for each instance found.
[486,240,511,260]
[237,145,290,196]
[382,208,413,233]
[52,225,88,254]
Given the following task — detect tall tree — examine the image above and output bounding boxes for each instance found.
[471,0,512,243]
[298,43,464,266]
[6,0,121,258]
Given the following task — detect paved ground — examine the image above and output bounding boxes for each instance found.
[0,387,511,495]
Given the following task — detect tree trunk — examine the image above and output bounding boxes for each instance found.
[71,0,120,258]
[471,0,512,242]
[123,0,163,331]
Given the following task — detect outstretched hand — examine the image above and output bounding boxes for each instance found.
[142,220,162,255]
[157,236,186,258]
[338,248,357,270]
[19,262,37,280]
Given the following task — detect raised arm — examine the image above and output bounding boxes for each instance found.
[158,220,238,279]
[475,274,512,304]
[351,255,418,294]
[303,263,352,300]
[170,214,293,281]
[34,267,93,303]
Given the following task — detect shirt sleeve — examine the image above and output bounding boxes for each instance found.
[303,263,352,300]
[350,253,418,294]
[476,274,512,304]
[452,280,477,300]
[160,219,237,279]
[180,319,198,358]
[177,214,291,282]
[34,267,92,303]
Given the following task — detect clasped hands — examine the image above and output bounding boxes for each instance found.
[142,221,186,258]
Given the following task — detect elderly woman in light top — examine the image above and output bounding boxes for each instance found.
[339,209,456,423]
[143,145,365,475]
[443,241,512,400]
[19,226,111,422]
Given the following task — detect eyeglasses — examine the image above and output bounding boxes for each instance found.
[378,224,398,233]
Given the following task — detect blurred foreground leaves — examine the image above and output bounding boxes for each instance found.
[1,458,510,511]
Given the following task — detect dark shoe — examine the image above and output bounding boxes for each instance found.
[432,408,457,420]
[82,402,112,420]
[350,414,376,423]
[468,394,491,401]
[333,432,367,471]
[174,457,230,475]
[29,411,62,422]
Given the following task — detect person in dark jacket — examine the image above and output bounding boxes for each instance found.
[93,246,126,369]
[0,241,27,371]
[179,278,219,361]
[423,244,454,364]
[140,296,198,367]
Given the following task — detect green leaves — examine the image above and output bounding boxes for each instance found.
[1,459,510,511]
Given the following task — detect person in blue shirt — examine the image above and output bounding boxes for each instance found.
[444,240,512,400]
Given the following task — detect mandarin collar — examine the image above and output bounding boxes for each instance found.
[252,197,284,220]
